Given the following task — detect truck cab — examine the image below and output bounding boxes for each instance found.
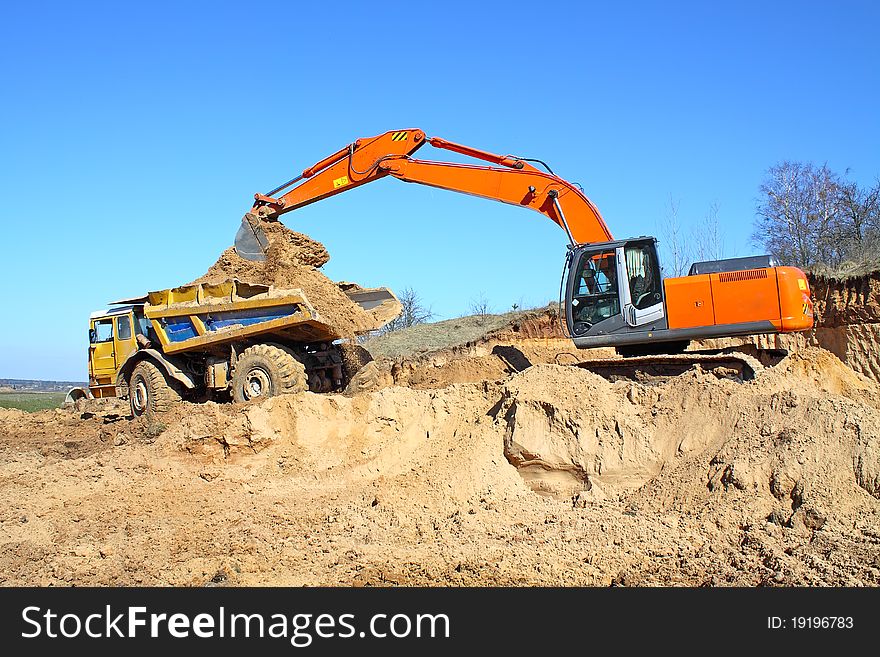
[87,306,142,397]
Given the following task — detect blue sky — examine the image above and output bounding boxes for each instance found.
[1,1,878,380]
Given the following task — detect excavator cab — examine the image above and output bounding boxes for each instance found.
[566,237,667,341]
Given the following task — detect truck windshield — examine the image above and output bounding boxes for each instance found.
[571,249,620,329]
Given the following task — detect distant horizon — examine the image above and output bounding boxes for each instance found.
[1,378,88,385]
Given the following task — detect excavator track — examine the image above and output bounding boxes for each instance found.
[566,349,784,383]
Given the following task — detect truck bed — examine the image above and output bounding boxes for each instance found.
[143,279,396,354]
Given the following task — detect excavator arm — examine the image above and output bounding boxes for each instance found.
[235,129,613,260]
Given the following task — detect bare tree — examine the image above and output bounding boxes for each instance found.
[751,162,880,272]
[837,177,880,271]
[660,197,691,277]
[811,164,846,268]
[753,161,812,268]
[692,202,725,262]
[468,292,491,324]
[380,287,434,334]
[751,161,843,269]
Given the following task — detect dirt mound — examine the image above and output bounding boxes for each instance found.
[365,306,569,360]
[496,349,880,507]
[2,344,879,587]
[191,216,386,337]
[757,347,875,396]
[498,364,664,499]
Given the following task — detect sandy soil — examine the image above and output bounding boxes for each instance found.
[191,217,385,337]
[1,348,878,586]
[2,234,878,587]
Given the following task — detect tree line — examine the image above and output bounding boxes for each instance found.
[752,162,880,274]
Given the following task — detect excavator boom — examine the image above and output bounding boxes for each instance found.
[234,129,611,260]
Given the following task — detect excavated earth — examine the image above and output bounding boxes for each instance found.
[1,233,879,587]
[190,218,390,336]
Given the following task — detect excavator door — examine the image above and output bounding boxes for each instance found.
[620,240,665,326]
[565,238,666,339]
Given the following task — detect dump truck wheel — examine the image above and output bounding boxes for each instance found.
[129,360,181,418]
[339,343,373,385]
[232,344,307,403]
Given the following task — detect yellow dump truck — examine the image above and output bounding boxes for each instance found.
[66,279,398,417]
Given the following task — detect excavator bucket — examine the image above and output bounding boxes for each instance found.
[234,214,270,261]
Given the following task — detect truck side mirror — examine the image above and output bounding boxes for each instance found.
[89,328,97,344]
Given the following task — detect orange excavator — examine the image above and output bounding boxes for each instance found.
[234,128,814,362]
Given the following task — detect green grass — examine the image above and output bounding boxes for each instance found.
[0,391,67,412]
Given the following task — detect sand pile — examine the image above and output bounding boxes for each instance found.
[148,349,880,522]
[497,350,880,514]
[191,217,392,336]
[2,338,879,585]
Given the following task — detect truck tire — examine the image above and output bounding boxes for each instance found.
[232,343,307,403]
[129,360,181,418]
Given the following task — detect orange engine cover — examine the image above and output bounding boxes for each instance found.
[663,274,715,329]
[665,267,813,332]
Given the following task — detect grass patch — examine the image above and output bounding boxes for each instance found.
[0,391,67,412]
[363,307,545,359]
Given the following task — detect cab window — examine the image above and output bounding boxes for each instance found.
[117,315,132,340]
[92,319,114,343]
[571,249,621,328]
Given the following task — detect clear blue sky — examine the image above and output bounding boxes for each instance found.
[1,1,877,381]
